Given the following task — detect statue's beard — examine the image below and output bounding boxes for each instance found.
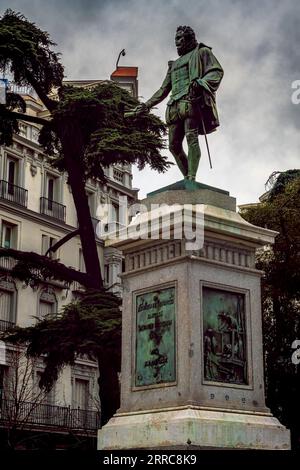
[177,39,197,56]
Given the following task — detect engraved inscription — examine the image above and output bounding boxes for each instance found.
[135,287,176,387]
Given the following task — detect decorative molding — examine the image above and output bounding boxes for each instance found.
[193,240,254,269]
[30,162,37,177]
[124,239,255,273]
[125,241,183,272]
[39,286,57,303]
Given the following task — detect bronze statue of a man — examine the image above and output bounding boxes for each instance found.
[137,26,224,181]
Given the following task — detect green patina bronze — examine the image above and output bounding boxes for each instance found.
[147,178,229,196]
[135,286,176,387]
[203,287,247,385]
[130,25,223,181]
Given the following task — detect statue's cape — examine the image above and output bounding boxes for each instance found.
[189,43,224,134]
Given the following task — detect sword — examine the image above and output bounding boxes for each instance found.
[190,85,213,170]
[200,112,213,169]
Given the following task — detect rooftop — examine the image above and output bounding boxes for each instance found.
[111,66,138,78]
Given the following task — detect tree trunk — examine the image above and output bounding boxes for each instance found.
[67,163,103,289]
[60,121,103,290]
[97,354,120,427]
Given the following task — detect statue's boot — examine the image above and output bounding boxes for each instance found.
[186,129,201,181]
[169,143,188,178]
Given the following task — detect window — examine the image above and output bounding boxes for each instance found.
[42,234,58,259]
[1,157,27,206]
[0,291,14,321]
[104,264,110,286]
[39,300,54,318]
[0,365,8,406]
[38,287,57,319]
[73,377,90,427]
[47,177,54,211]
[1,221,17,249]
[87,191,95,217]
[0,222,17,271]
[6,157,18,193]
[41,174,65,222]
[36,371,55,405]
[48,178,54,200]
[45,173,60,205]
[0,276,17,330]
[2,225,12,249]
[109,204,119,224]
[74,378,89,410]
[0,341,6,366]
[78,248,86,272]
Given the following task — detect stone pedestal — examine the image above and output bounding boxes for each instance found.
[98,181,290,450]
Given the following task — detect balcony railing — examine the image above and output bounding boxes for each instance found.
[72,281,85,293]
[0,256,18,272]
[40,197,66,223]
[0,180,28,207]
[0,319,15,332]
[0,399,100,432]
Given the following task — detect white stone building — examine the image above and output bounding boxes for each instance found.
[0,68,138,447]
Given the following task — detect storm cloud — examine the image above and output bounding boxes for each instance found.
[1,0,299,204]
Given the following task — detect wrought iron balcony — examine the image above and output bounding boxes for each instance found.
[40,197,66,223]
[0,319,15,332]
[0,180,28,207]
[0,399,100,432]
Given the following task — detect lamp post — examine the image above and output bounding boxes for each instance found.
[116,49,126,69]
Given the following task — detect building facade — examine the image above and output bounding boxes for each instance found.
[0,69,138,448]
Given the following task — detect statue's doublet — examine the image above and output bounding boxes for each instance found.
[169,49,194,103]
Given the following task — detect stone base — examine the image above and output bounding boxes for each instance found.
[98,407,290,450]
[142,179,236,212]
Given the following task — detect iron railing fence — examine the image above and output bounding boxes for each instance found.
[40,197,66,223]
[0,319,15,332]
[0,399,100,432]
[0,180,28,207]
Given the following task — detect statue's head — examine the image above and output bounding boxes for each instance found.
[175,26,197,56]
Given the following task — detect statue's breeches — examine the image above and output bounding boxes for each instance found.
[166,99,199,126]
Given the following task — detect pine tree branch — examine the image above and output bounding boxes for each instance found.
[0,247,90,288]
[24,69,58,112]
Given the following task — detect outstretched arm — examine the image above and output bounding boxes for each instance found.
[125,62,172,117]
[145,61,173,109]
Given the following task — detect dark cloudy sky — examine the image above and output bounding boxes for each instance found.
[1,0,299,204]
